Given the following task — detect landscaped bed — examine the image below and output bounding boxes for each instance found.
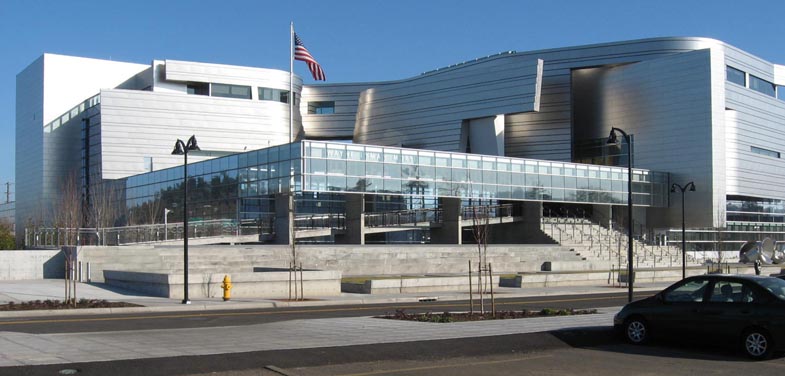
[379,308,598,323]
[0,299,142,311]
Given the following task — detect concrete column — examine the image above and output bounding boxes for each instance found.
[592,204,612,228]
[489,201,545,244]
[273,193,293,245]
[430,197,462,244]
[336,194,365,244]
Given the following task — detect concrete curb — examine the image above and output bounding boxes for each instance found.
[0,285,665,319]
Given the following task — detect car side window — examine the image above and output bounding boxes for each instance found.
[709,281,755,303]
[664,279,710,302]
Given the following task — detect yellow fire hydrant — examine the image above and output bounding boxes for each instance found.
[221,275,232,301]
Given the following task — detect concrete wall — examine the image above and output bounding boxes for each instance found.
[0,250,64,280]
[103,269,341,299]
[75,244,585,283]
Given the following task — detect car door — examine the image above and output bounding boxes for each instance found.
[700,279,766,339]
[653,277,711,336]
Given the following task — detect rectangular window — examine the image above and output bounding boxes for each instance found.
[751,146,780,158]
[307,101,335,114]
[749,75,776,97]
[144,157,153,172]
[186,82,209,96]
[211,83,252,99]
[726,66,746,86]
[778,86,785,101]
[258,87,290,103]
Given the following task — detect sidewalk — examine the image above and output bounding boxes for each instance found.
[0,279,663,367]
[0,279,670,318]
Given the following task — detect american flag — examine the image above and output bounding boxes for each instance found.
[294,33,326,81]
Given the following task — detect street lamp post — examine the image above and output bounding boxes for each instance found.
[164,208,172,241]
[607,127,634,303]
[172,135,200,304]
[670,182,696,280]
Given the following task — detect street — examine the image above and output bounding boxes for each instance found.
[0,292,646,334]
[2,291,785,375]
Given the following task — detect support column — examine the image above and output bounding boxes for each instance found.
[488,201,543,243]
[273,193,293,245]
[430,197,462,244]
[336,193,365,244]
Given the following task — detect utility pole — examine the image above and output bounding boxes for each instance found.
[5,182,10,203]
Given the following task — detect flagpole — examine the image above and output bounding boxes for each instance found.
[289,21,294,143]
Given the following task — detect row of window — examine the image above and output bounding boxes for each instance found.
[185,82,336,114]
[186,82,292,103]
[305,142,660,182]
[303,175,657,206]
[726,65,783,99]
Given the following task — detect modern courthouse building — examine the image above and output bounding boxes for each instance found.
[13,37,785,253]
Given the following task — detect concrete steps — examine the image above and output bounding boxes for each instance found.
[78,244,592,282]
[541,218,701,271]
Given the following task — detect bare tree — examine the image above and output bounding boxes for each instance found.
[52,171,82,246]
[470,203,492,315]
[144,192,162,225]
[88,180,120,229]
[712,200,728,271]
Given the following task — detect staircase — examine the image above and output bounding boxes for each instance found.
[541,215,702,271]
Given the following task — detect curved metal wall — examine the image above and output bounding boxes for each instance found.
[352,55,543,151]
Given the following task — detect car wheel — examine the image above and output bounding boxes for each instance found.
[624,317,648,344]
[742,328,773,360]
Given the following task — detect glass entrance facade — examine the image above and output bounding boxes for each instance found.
[122,141,669,227]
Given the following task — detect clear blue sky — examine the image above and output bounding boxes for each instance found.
[2,0,784,197]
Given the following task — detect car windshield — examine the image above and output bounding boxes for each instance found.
[755,278,785,300]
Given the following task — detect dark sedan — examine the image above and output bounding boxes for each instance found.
[614,274,785,359]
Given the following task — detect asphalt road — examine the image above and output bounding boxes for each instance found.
[4,290,785,375]
[7,327,785,376]
[0,291,654,334]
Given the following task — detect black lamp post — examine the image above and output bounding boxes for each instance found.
[607,127,634,303]
[172,135,200,304]
[671,182,696,280]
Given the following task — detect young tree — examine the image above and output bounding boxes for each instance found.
[52,171,82,246]
[470,203,491,315]
[87,179,121,245]
[144,193,163,225]
[712,199,728,269]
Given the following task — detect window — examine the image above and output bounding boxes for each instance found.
[751,146,780,158]
[750,75,776,97]
[664,278,709,302]
[757,278,785,300]
[710,281,757,303]
[779,86,785,101]
[144,157,153,172]
[186,82,209,96]
[726,66,746,86]
[211,83,252,99]
[258,87,290,103]
[308,101,335,114]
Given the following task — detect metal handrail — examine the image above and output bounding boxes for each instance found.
[26,218,270,248]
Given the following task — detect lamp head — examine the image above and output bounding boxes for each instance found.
[689,183,696,192]
[172,139,185,155]
[607,129,618,145]
[186,135,201,152]
[670,185,676,193]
